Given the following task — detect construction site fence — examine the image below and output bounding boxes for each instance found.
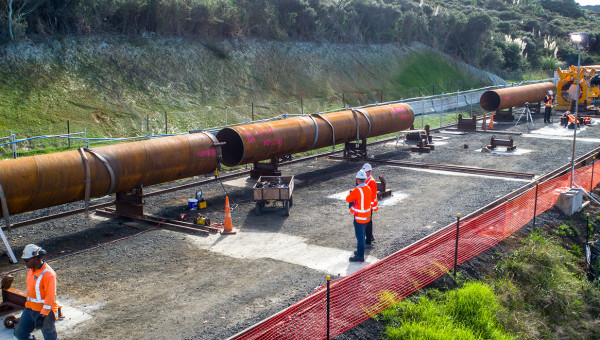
[230,157,600,340]
[0,79,551,160]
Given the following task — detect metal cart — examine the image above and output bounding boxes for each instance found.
[253,176,294,216]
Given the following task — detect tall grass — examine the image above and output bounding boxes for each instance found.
[380,282,515,340]
[380,228,600,340]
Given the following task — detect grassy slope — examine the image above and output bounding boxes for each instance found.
[0,37,487,141]
[380,222,600,340]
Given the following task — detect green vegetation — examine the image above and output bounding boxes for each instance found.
[1,0,598,72]
[0,40,485,141]
[380,282,515,340]
[380,228,600,339]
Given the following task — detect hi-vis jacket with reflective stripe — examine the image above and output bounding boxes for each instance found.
[365,176,379,212]
[545,95,553,107]
[25,262,58,316]
[346,184,372,223]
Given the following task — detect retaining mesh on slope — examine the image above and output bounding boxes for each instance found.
[234,162,600,340]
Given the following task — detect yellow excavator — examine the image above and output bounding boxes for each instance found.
[555,65,600,112]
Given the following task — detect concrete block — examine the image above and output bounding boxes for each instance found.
[557,188,584,216]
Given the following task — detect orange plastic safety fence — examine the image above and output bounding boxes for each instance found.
[233,161,600,340]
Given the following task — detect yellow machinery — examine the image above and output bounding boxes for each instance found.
[555,65,600,112]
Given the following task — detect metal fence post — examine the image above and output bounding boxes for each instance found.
[225,107,228,125]
[421,96,424,129]
[533,181,539,228]
[164,112,168,134]
[10,133,16,159]
[67,120,71,148]
[252,102,254,122]
[586,213,590,246]
[454,213,460,279]
[84,128,89,148]
[456,90,459,115]
[146,114,150,136]
[591,157,596,191]
[326,275,331,340]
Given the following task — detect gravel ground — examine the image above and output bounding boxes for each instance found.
[0,111,598,339]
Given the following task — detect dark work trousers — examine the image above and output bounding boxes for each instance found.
[544,106,552,123]
[366,215,374,244]
[14,308,58,340]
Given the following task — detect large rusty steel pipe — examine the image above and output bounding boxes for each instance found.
[216,103,414,167]
[480,82,556,111]
[0,133,219,217]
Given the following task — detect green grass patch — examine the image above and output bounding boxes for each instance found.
[380,228,600,339]
[380,282,515,340]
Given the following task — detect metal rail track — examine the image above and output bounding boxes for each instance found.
[329,156,535,180]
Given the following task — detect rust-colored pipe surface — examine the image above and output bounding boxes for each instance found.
[216,103,414,167]
[480,82,556,111]
[0,133,219,217]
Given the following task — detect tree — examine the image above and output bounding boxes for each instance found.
[2,0,43,41]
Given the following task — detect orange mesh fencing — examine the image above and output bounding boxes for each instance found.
[233,161,600,340]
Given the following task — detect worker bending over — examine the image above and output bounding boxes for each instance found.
[346,170,372,262]
[562,111,579,129]
[14,244,59,340]
[361,163,378,246]
[544,90,553,124]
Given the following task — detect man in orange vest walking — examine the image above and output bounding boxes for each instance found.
[14,244,59,340]
[361,163,379,246]
[544,90,553,124]
[346,170,372,262]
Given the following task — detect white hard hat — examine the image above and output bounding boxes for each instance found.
[361,163,372,172]
[548,90,553,95]
[356,170,368,180]
[22,244,45,259]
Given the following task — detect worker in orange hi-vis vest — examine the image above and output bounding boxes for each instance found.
[346,170,372,262]
[544,90,554,124]
[361,163,378,246]
[14,244,59,340]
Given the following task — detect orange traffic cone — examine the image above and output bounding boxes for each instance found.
[221,196,236,235]
[488,112,494,129]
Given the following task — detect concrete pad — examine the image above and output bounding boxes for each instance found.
[522,133,600,143]
[529,124,588,136]
[0,300,98,340]
[187,231,379,277]
[328,190,408,206]
[379,192,409,206]
[478,148,533,155]
[222,177,257,188]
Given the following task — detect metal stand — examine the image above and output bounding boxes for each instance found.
[343,139,368,160]
[115,187,145,217]
[494,107,514,122]
[250,157,284,179]
[0,184,17,264]
[514,103,534,129]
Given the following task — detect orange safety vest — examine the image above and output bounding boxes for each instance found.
[568,114,576,123]
[365,176,379,212]
[25,262,58,316]
[545,95,553,107]
[346,184,372,223]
